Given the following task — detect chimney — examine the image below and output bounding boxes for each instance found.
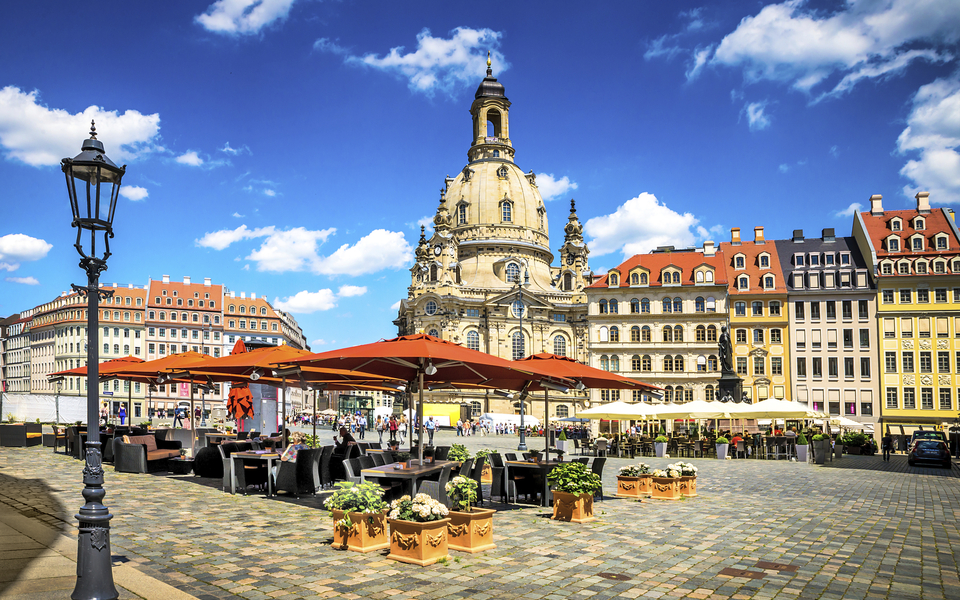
[754,226,765,243]
[183,276,191,285]
[229,291,235,298]
[822,228,836,242]
[793,229,804,243]
[916,191,931,214]
[702,241,716,256]
[204,277,212,287]
[241,292,246,299]
[162,274,170,284]
[869,194,883,216]
[731,228,741,245]
[251,293,256,300]
[128,284,133,289]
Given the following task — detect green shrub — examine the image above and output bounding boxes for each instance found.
[655,435,669,443]
[812,434,825,441]
[715,436,730,444]
[841,432,868,447]
[323,481,387,514]
[448,444,470,462]
[547,462,602,495]
[797,433,808,445]
[558,430,567,441]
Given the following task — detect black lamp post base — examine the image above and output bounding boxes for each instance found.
[72,443,118,600]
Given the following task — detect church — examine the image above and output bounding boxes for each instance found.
[394,57,592,419]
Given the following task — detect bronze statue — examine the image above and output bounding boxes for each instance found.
[719,325,734,373]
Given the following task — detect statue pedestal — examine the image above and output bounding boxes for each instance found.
[717,370,742,403]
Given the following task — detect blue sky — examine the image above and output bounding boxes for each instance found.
[1,0,958,348]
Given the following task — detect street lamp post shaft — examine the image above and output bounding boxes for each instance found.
[517,280,527,452]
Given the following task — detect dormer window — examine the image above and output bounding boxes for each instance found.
[795,254,805,266]
[497,166,508,179]
[630,273,638,285]
[738,276,749,290]
[735,255,745,269]
[888,238,900,252]
[840,253,850,265]
[505,262,520,283]
[824,254,835,265]
[891,218,902,231]
[609,274,619,287]
[898,261,910,274]
[458,204,467,225]
[953,259,960,272]
[640,273,648,284]
[759,254,770,268]
[696,271,704,283]
[764,275,775,289]
[914,217,925,230]
[673,272,680,284]
[705,270,714,282]
[881,262,893,275]
[500,200,512,222]
[911,236,924,251]
[916,261,928,274]
[809,254,820,266]
[936,235,948,250]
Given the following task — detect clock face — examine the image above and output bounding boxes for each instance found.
[566,255,575,265]
[434,245,442,256]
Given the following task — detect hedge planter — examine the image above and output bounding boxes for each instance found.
[796,444,809,463]
[654,442,667,458]
[387,518,450,566]
[447,508,496,553]
[331,511,389,553]
[834,444,843,459]
[677,476,697,498]
[716,443,729,460]
[846,446,861,455]
[551,491,595,523]
[651,477,682,501]
[813,440,828,464]
[616,475,652,499]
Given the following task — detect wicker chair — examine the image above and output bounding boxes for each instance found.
[417,463,453,508]
[273,447,321,498]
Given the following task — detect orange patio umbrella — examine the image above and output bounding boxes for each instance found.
[50,356,146,424]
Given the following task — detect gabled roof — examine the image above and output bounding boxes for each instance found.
[859,207,960,258]
[718,240,787,295]
[587,250,727,289]
[147,279,223,309]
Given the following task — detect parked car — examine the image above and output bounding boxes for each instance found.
[907,439,952,468]
[910,430,947,444]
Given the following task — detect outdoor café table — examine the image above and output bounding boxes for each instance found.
[505,460,562,507]
[230,450,279,496]
[360,460,453,497]
[205,432,236,446]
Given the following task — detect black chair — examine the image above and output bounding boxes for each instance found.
[736,440,748,459]
[574,457,589,465]
[371,453,386,466]
[488,453,514,503]
[573,439,581,455]
[417,463,454,508]
[319,445,335,489]
[274,447,322,498]
[236,431,249,441]
[504,453,517,461]
[434,446,450,461]
[234,454,269,494]
[381,451,396,463]
[343,458,362,484]
[591,457,606,501]
[358,455,375,470]
[470,456,486,506]
[219,442,241,492]
[52,425,67,454]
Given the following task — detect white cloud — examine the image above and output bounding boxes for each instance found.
[897,75,960,203]
[320,27,509,96]
[232,212,245,218]
[195,224,277,251]
[584,193,713,258]
[264,189,277,197]
[535,173,578,201]
[0,86,160,167]
[685,45,714,82]
[709,0,960,98]
[337,285,367,297]
[313,229,413,276]
[744,101,771,131]
[411,215,435,234]
[120,185,149,201]
[195,0,296,36]
[273,289,338,314]
[176,151,204,166]
[830,145,840,158]
[644,35,683,61]
[246,227,337,272]
[390,300,402,311]
[220,142,249,155]
[0,233,52,271]
[312,339,329,346]
[835,202,863,218]
[5,276,39,285]
[779,163,791,173]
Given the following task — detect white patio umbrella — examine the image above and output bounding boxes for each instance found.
[830,416,868,429]
[652,400,734,419]
[725,398,822,419]
[579,400,658,420]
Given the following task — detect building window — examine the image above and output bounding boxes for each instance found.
[795,301,805,320]
[458,204,467,225]
[940,389,952,411]
[734,302,746,316]
[609,326,620,342]
[512,332,525,360]
[828,357,839,377]
[466,331,480,351]
[739,276,749,289]
[917,289,929,303]
[860,329,870,348]
[695,325,706,342]
[735,256,745,269]
[888,238,899,251]
[921,388,934,410]
[752,301,763,316]
[796,357,806,377]
[640,298,650,313]
[771,357,782,375]
[695,297,705,312]
[631,326,642,343]
[753,329,764,344]
[753,356,765,375]
[598,299,607,314]
[886,388,898,409]
[707,325,717,342]
[771,328,782,344]
[812,358,822,377]
[902,352,914,373]
[662,326,673,343]
[900,289,912,303]
[736,357,747,375]
[630,298,640,313]
[769,301,781,316]
[501,201,512,222]
[642,355,651,372]
[736,329,747,344]
[844,357,855,378]
[609,299,619,314]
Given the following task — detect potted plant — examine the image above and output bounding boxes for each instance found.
[386,493,451,566]
[674,461,698,497]
[552,448,565,461]
[528,449,542,463]
[444,475,496,553]
[841,432,868,455]
[547,462,602,523]
[651,465,683,500]
[812,434,827,464]
[654,435,669,458]
[475,449,495,482]
[715,436,730,460]
[795,432,809,462]
[556,429,570,453]
[324,481,389,553]
[448,444,470,462]
[616,463,652,499]
[394,451,412,468]
[833,434,843,459]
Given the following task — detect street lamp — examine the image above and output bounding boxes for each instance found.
[63,121,125,600]
[55,378,63,425]
[511,260,529,451]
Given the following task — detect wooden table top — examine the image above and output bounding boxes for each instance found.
[361,460,453,478]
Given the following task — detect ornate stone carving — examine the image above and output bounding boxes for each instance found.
[939,375,952,385]
[919,339,933,350]
[902,340,915,349]
[920,375,933,385]
[938,339,949,349]
[903,375,915,385]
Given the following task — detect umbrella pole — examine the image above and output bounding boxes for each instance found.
[127,381,131,427]
[189,376,195,455]
[281,376,287,449]
[544,389,549,462]
[312,389,317,444]
[418,370,424,465]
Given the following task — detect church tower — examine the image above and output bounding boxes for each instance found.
[395,58,591,418]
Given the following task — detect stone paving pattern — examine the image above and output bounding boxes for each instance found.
[1,430,958,600]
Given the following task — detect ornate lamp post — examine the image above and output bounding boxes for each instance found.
[511,261,529,451]
[63,121,125,600]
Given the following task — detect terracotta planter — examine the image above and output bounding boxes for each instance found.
[330,510,389,553]
[447,507,496,553]
[551,490,595,523]
[677,476,697,498]
[615,475,651,499]
[650,477,681,500]
[481,463,492,484]
[387,518,450,566]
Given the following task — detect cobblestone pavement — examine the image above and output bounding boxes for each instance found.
[1,433,958,600]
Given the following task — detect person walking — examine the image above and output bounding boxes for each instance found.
[389,415,398,442]
[425,416,436,445]
[376,416,385,444]
[399,415,407,444]
[173,406,184,428]
[357,413,366,440]
[882,431,893,461]
[118,405,126,426]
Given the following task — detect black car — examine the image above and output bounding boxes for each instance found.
[910,430,947,444]
[908,439,952,468]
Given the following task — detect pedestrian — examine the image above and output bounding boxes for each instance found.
[399,415,407,443]
[357,413,366,440]
[425,416,436,445]
[389,415,398,442]
[882,431,893,461]
[456,419,463,437]
[173,407,184,428]
[376,416,385,443]
[118,405,126,426]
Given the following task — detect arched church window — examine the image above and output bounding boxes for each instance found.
[501,200,512,222]
[506,262,520,283]
[563,272,573,291]
[430,264,438,281]
[428,329,440,338]
[458,204,467,225]
[492,150,500,158]
[553,335,566,357]
[466,330,480,351]
[512,331,525,360]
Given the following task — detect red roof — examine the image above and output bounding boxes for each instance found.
[859,208,960,259]
[718,240,788,295]
[587,250,728,288]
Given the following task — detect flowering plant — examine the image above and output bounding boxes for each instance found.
[324,481,388,529]
[652,465,681,478]
[673,462,697,476]
[618,463,651,476]
[445,475,478,511]
[389,493,449,522]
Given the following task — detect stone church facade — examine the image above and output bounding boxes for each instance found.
[394,60,591,418]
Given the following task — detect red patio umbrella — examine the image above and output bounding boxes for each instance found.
[283,334,569,462]
[50,356,147,426]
